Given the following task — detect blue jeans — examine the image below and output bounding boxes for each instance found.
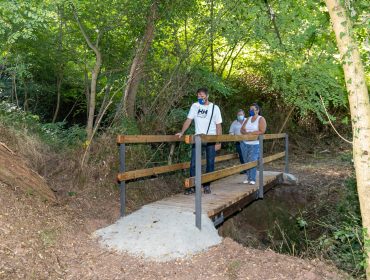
[240,142,260,181]
[190,143,216,187]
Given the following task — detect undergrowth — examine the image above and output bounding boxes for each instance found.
[0,101,85,149]
[0,101,185,217]
[268,175,367,279]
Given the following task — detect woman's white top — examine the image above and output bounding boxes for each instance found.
[243,116,261,145]
[229,120,244,135]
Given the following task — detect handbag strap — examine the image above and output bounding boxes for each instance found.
[206,103,215,135]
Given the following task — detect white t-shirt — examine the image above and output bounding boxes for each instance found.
[229,120,244,135]
[187,102,222,135]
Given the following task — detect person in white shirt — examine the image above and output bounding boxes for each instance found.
[240,103,267,185]
[176,88,222,194]
[229,109,246,173]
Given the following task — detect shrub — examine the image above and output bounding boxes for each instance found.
[0,101,85,149]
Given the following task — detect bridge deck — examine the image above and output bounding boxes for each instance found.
[150,171,283,221]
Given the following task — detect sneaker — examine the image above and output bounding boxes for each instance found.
[203,185,211,194]
[243,180,249,184]
[249,181,256,185]
[184,187,195,195]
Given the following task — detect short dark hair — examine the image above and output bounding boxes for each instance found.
[237,109,245,114]
[251,103,262,115]
[196,88,209,96]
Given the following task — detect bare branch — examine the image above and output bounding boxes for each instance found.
[319,95,352,144]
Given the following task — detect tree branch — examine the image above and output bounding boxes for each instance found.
[319,95,352,144]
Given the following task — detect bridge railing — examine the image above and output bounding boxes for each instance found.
[116,133,288,230]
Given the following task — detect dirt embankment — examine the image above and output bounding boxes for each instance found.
[0,142,56,202]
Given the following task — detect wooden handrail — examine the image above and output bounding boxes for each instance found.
[185,133,286,144]
[185,134,257,144]
[184,151,286,188]
[117,153,239,181]
[263,133,286,140]
[117,133,286,144]
[117,135,185,144]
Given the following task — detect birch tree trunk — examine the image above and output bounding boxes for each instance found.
[325,1,370,277]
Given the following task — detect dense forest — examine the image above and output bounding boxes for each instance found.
[1,0,368,128]
[0,0,369,279]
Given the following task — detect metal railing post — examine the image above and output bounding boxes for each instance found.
[258,135,264,199]
[285,134,289,174]
[195,135,202,230]
[119,143,126,217]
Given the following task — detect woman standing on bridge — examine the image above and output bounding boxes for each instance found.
[240,103,266,185]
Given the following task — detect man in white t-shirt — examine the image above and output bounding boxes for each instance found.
[176,88,222,194]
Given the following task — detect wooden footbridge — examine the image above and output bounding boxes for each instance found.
[116,133,289,229]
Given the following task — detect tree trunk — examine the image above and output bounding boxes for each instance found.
[84,62,90,120]
[12,73,19,107]
[96,83,111,124]
[217,42,237,76]
[226,41,248,79]
[263,0,283,47]
[23,81,29,112]
[71,4,102,139]
[52,72,63,123]
[52,5,64,123]
[116,0,158,120]
[86,54,102,139]
[210,0,215,72]
[325,0,370,277]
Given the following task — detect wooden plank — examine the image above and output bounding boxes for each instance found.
[263,133,286,140]
[185,134,287,144]
[207,189,258,216]
[185,161,258,188]
[264,151,286,163]
[146,171,283,221]
[117,153,239,181]
[184,152,285,188]
[118,162,187,181]
[117,133,286,144]
[185,134,257,144]
[207,175,279,217]
[208,173,283,218]
[117,135,185,144]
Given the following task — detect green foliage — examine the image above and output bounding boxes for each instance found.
[68,191,77,196]
[0,101,85,149]
[314,177,366,277]
[109,116,140,136]
[267,175,366,278]
[1,0,364,129]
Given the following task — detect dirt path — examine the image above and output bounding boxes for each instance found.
[0,154,350,279]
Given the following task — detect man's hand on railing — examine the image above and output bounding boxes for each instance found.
[175,132,184,138]
[215,143,221,151]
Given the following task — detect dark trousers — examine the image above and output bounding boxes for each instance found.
[190,143,216,187]
[235,142,245,164]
